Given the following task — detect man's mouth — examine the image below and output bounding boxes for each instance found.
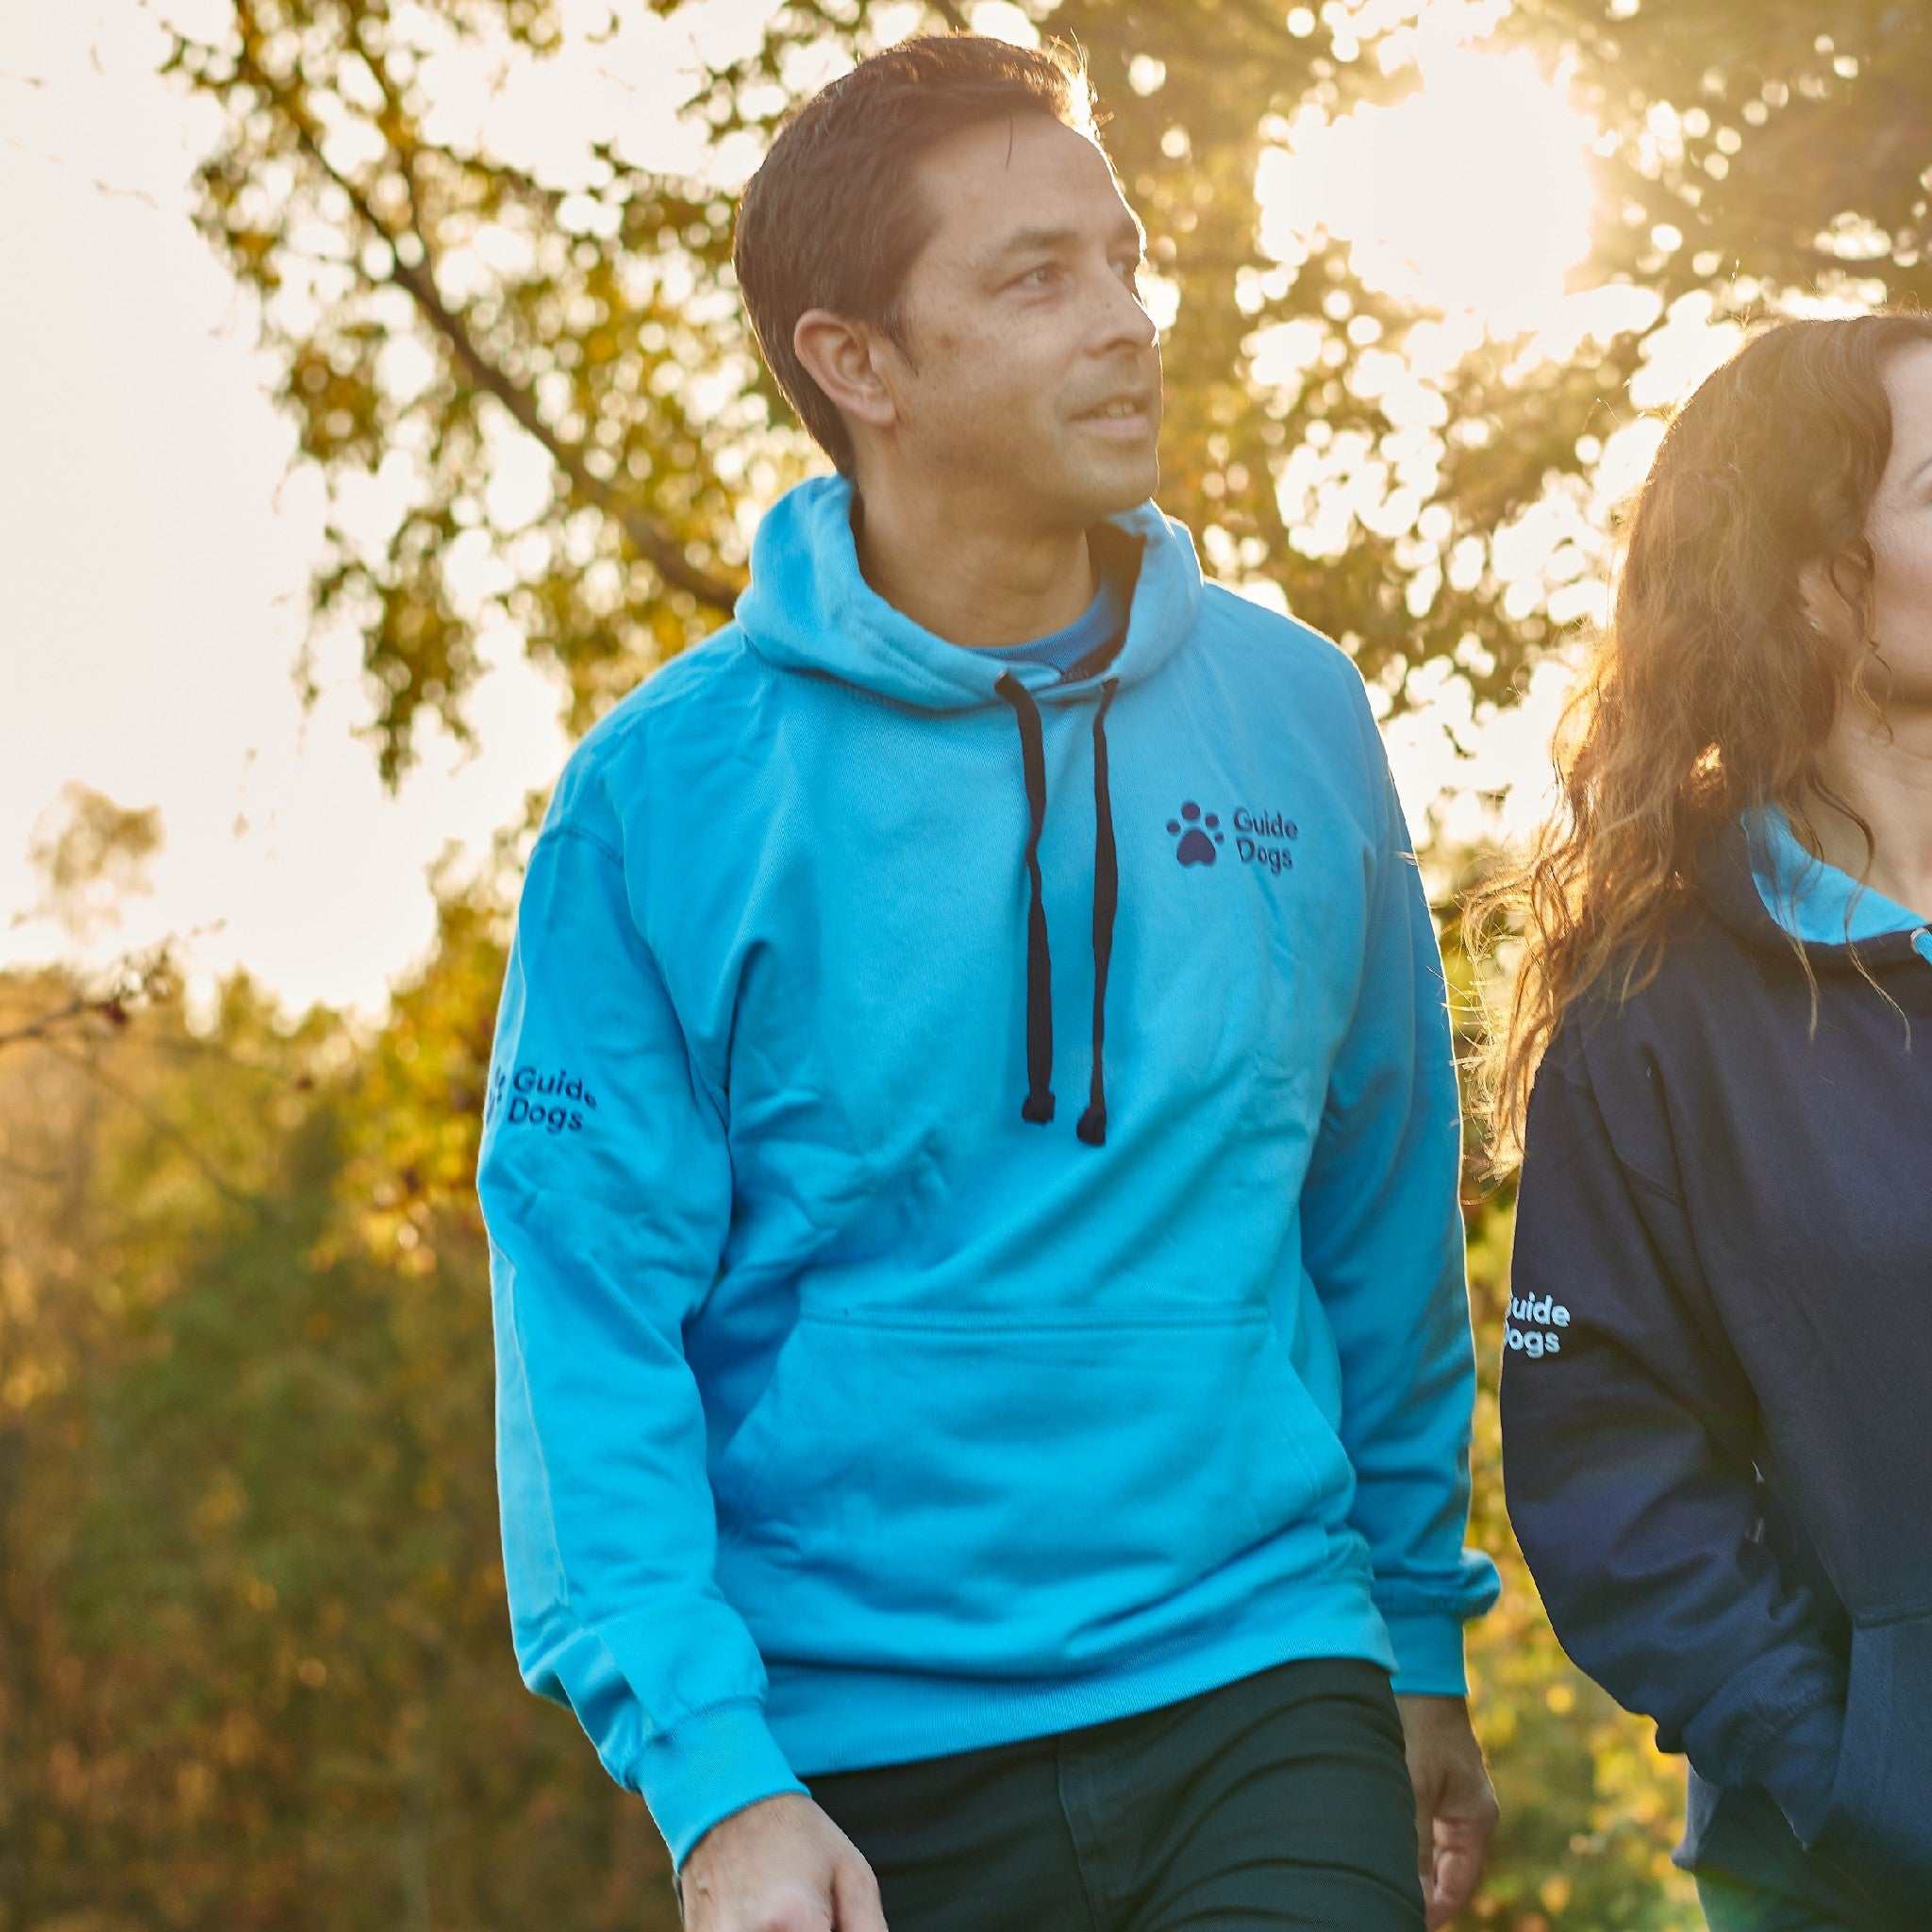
[1074,391,1157,433]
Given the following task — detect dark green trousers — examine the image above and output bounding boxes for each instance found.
[808,1658,1425,1932]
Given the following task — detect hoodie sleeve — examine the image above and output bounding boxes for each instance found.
[1501,1025,1847,1843]
[1298,697,1499,1696]
[477,810,808,1868]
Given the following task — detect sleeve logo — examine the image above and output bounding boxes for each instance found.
[1506,1294,1570,1359]
[487,1062,600,1135]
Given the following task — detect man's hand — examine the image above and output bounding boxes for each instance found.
[1395,1693,1498,1928]
[680,1792,888,1932]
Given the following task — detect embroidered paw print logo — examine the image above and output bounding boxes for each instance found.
[1167,801,1224,867]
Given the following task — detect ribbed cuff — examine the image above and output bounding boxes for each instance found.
[1757,1696,1846,1848]
[638,1698,808,1870]
[1380,1607,1469,1697]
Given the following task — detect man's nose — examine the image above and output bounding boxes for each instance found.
[1091,265,1158,357]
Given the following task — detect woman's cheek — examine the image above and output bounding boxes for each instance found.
[1870,506,1932,696]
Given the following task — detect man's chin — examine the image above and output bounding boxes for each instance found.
[1059,441,1160,522]
[947,434,1158,531]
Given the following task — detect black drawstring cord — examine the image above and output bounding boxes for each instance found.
[1078,677,1121,1146]
[995,674,1056,1124]
[996,672,1123,1145]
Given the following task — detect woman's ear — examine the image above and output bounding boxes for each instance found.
[1796,557,1846,641]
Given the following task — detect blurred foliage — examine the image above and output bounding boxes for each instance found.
[157,0,1932,779]
[1502,0,1932,301]
[0,915,676,1930]
[23,786,166,943]
[11,0,1931,1921]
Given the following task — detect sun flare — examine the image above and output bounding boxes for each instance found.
[1258,48,1595,339]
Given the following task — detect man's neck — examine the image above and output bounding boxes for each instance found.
[854,484,1097,649]
[1808,701,1932,922]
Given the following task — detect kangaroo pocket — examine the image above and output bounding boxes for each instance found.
[711,1310,1355,1675]
[1814,1608,1932,1911]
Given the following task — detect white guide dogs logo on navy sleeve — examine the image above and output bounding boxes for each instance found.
[1507,1294,1571,1359]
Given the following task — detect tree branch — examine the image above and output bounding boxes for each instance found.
[264,70,742,616]
[0,943,173,1056]
[0,995,99,1055]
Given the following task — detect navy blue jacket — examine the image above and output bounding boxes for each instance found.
[1502,818,1932,1926]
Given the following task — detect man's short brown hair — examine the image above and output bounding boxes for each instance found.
[732,34,1093,475]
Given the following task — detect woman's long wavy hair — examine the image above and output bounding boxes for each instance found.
[1471,312,1932,1165]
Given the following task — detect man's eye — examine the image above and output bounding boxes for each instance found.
[1018,264,1061,289]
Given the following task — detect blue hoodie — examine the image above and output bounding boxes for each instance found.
[478,476,1498,1864]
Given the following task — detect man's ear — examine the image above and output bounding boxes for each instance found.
[793,310,899,435]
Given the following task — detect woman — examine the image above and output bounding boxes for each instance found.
[1479,314,1932,1931]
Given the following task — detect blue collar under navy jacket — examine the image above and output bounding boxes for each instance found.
[1502,815,1932,1926]
[1744,802,1932,950]
[477,475,1499,1867]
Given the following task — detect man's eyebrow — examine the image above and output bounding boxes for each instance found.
[988,216,1147,260]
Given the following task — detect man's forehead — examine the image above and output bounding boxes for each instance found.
[914,115,1141,253]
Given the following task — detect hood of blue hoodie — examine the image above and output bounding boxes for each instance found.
[734,473,1202,708]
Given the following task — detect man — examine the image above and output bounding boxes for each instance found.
[479,34,1499,1932]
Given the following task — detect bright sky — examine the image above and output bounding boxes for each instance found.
[1,3,569,1014]
[0,0,1739,1014]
